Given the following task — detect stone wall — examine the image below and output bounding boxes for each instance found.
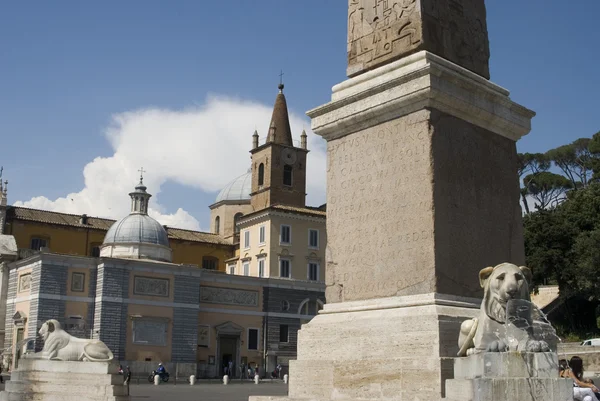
[3,268,17,349]
[264,287,324,359]
[171,275,201,363]
[94,264,129,360]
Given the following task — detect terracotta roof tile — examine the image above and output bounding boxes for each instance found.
[7,206,230,246]
[271,204,327,217]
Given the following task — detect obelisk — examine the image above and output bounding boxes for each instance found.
[251,1,535,400]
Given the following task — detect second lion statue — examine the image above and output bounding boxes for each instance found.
[29,319,114,362]
[457,263,550,357]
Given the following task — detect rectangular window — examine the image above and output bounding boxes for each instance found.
[258,258,265,278]
[279,325,289,343]
[243,262,250,276]
[308,262,319,281]
[202,257,218,270]
[279,259,290,278]
[248,328,259,351]
[91,246,100,257]
[30,238,47,251]
[244,230,250,249]
[280,225,291,245]
[308,229,319,249]
[259,225,266,244]
[227,264,236,275]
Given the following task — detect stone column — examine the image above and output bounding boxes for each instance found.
[251,2,535,400]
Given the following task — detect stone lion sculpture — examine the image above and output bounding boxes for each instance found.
[457,263,550,356]
[30,319,113,362]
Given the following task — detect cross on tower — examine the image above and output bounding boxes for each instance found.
[138,167,146,183]
[279,70,284,86]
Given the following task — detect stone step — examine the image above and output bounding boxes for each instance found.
[0,392,129,401]
[10,370,122,385]
[5,380,128,397]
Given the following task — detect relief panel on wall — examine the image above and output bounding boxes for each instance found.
[133,276,170,297]
[200,286,258,307]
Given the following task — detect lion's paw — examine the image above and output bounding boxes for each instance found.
[525,340,550,352]
[486,340,508,352]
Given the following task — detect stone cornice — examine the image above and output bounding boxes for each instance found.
[307,51,535,142]
[239,208,326,227]
[321,292,480,315]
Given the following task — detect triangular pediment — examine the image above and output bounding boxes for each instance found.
[215,321,244,335]
[13,311,26,321]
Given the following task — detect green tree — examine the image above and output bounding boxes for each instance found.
[546,138,593,189]
[523,171,572,210]
[518,153,550,214]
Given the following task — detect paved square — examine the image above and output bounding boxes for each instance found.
[129,381,288,401]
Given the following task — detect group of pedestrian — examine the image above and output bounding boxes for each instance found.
[560,356,600,401]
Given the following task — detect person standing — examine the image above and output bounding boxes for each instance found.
[124,366,131,385]
[228,360,234,379]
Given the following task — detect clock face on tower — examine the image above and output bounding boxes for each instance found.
[281,148,297,165]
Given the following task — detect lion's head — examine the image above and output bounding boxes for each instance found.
[479,263,532,323]
[38,319,62,341]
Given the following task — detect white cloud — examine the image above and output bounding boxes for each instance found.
[14,95,327,230]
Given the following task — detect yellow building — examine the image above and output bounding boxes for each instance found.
[3,205,232,271]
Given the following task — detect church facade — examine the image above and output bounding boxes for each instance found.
[0,84,326,377]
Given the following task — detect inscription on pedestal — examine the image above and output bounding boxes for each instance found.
[347,0,490,79]
[326,110,436,302]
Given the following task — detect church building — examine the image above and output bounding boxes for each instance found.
[0,84,326,378]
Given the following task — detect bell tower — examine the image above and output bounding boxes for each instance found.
[250,84,309,211]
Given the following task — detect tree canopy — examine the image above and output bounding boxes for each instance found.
[521,134,600,337]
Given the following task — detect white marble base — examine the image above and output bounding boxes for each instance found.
[1,359,129,401]
[250,293,479,401]
[445,352,573,401]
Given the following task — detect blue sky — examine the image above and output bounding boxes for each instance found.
[1,1,599,230]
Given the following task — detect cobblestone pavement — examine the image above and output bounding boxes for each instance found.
[129,381,288,401]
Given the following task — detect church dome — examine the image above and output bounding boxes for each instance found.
[215,170,252,203]
[103,214,169,247]
[100,174,172,262]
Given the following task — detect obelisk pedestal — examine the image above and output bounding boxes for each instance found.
[251,1,535,400]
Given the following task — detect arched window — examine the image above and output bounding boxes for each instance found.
[234,213,243,233]
[283,165,293,186]
[214,216,220,235]
[258,163,265,186]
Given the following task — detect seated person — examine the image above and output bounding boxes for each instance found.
[567,356,599,401]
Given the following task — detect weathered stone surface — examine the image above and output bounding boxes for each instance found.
[454,352,560,379]
[324,108,524,303]
[347,0,490,79]
[280,294,478,400]
[308,52,533,305]
[1,360,129,401]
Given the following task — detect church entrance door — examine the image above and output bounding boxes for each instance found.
[219,335,238,377]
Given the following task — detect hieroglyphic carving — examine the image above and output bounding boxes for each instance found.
[347,0,490,79]
[134,276,169,297]
[348,0,421,75]
[200,286,259,307]
[326,110,436,301]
